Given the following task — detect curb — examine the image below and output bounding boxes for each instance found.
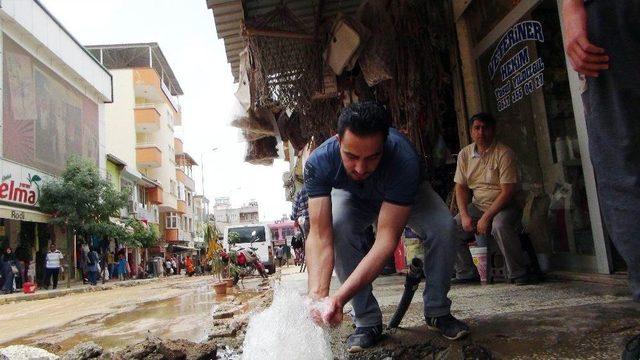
[0,277,168,305]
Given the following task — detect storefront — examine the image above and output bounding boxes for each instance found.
[454,0,614,274]
[0,158,58,284]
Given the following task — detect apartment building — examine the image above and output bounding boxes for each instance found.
[87,43,199,257]
[213,197,259,233]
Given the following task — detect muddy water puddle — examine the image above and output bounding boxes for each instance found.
[5,283,258,353]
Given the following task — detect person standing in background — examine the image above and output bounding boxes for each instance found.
[44,244,63,290]
[563,1,640,358]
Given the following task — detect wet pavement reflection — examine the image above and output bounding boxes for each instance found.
[6,281,222,352]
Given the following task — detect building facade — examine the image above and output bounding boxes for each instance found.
[213,197,259,233]
[87,43,199,258]
[451,0,616,274]
[0,0,112,281]
[193,194,210,248]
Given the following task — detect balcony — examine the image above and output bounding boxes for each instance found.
[134,106,161,132]
[136,145,162,168]
[148,186,163,204]
[134,68,181,117]
[176,168,195,191]
[165,228,189,242]
[177,199,187,214]
[135,203,159,224]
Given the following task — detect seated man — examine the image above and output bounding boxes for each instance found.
[305,102,468,353]
[453,113,531,285]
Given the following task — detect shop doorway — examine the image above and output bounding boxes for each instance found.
[463,0,608,273]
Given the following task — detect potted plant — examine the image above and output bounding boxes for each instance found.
[204,225,228,294]
[226,262,240,287]
[210,250,228,295]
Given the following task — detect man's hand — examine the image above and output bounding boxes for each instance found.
[461,213,475,233]
[476,214,492,236]
[321,296,344,327]
[309,296,344,327]
[562,0,609,77]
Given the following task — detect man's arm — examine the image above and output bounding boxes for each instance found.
[455,183,474,233]
[476,183,515,235]
[306,196,334,299]
[562,0,609,77]
[332,202,411,309]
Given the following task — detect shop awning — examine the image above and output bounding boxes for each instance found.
[0,205,49,223]
[170,244,198,252]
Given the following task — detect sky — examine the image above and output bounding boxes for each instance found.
[39,0,292,221]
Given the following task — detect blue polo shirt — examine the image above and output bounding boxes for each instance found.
[303,128,424,206]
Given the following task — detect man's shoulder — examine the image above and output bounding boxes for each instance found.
[494,142,516,158]
[457,143,475,162]
[305,136,339,176]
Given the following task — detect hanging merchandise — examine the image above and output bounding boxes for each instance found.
[231,108,277,141]
[299,99,340,143]
[324,16,370,76]
[357,0,396,86]
[312,67,339,100]
[235,48,253,111]
[369,0,455,150]
[244,6,322,113]
[245,136,279,166]
[277,111,309,152]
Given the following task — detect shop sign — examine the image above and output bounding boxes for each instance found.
[489,21,546,112]
[0,159,52,208]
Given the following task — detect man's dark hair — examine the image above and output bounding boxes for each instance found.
[337,101,392,140]
[469,112,496,128]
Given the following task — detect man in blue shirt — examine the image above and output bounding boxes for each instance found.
[305,102,468,352]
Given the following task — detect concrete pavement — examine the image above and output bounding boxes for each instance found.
[278,266,640,358]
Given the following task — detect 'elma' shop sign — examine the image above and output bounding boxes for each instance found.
[489,21,546,112]
[0,159,52,208]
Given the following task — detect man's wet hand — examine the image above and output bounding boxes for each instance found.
[321,297,344,327]
[308,296,343,327]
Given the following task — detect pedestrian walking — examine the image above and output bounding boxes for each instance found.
[275,245,285,267]
[87,247,100,286]
[107,252,115,280]
[44,244,63,290]
[563,1,640,357]
[117,254,128,281]
[1,247,18,294]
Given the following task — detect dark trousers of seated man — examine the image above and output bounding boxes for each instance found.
[454,204,528,280]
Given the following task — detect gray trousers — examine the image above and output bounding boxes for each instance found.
[454,204,528,280]
[583,0,640,302]
[332,182,456,327]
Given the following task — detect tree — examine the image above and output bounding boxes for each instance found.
[123,218,159,248]
[39,156,128,242]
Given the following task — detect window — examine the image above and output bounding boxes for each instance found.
[283,227,295,237]
[177,183,185,201]
[227,226,266,244]
[165,212,179,229]
[187,192,192,206]
[170,180,176,195]
[138,186,147,207]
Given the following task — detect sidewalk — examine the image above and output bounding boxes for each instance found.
[279,268,640,358]
[0,276,176,305]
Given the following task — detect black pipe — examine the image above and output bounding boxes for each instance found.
[387,258,424,329]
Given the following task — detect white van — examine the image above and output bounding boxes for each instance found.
[223,223,276,274]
